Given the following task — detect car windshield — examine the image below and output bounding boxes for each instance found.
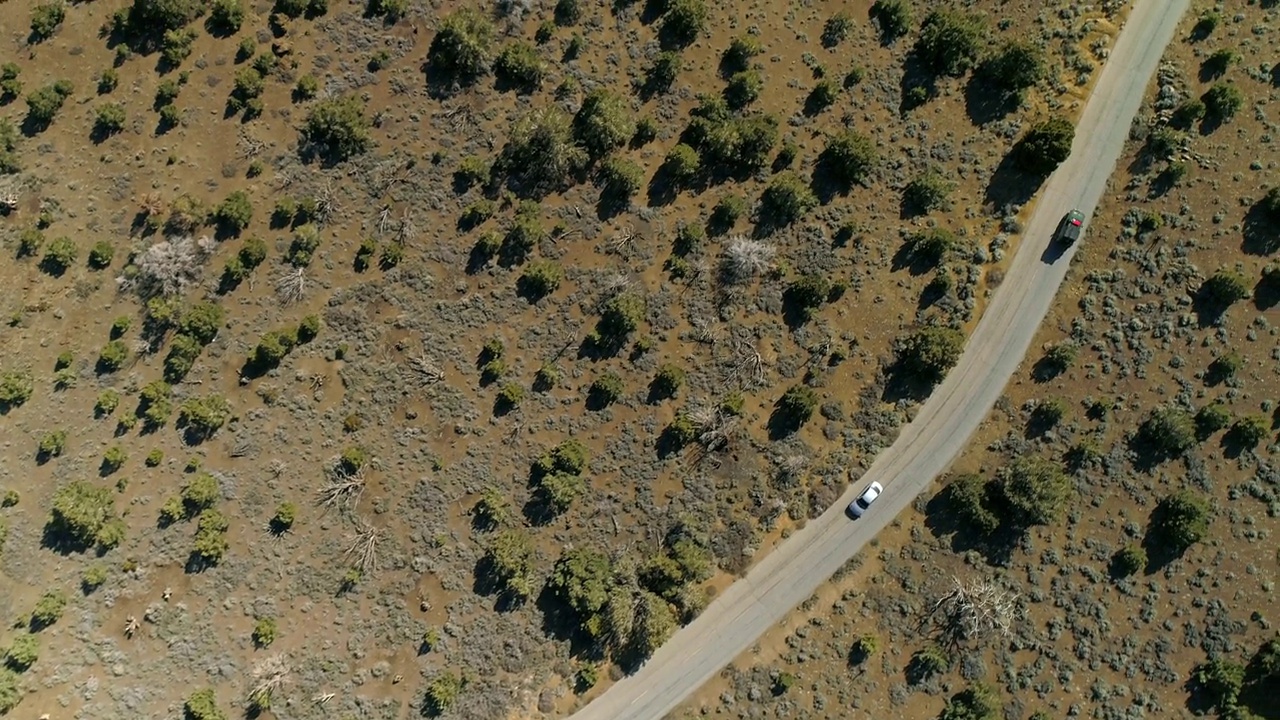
[855,497,870,509]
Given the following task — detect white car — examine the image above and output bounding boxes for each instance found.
[847,482,883,518]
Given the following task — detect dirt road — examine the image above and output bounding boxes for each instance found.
[566,1,1191,718]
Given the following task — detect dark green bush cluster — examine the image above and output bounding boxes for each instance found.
[672,95,779,183]
[192,508,230,563]
[532,438,589,514]
[135,379,173,429]
[869,0,912,42]
[517,259,563,300]
[494,41,544,93]
[40,236,77,276]
[249,321,313,371]
[164,302,224,382]
[220,236,267,289]
[184,688,227,720]
[48,480,124,552]
[496,107,587,197]
[757,173,818,229]
[903,167,955,214]
[25,80,73,130]
[303,95,372,162]
[589,292,645,353]
[818,130,877,190]
[30,2,66,41]
[0,370,34,410]
[913,9,987,76]
[896,325,965,384]
[178,395,232,441]
[426,7,494,84]
[1014,116,1075,174]
[649,363,686,400]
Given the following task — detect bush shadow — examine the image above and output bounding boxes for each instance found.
[922,486,1018,567]
[983,150,1045,210]
[471,555,527,612]
[964,76,1019,126]
[1241,202,1280,256]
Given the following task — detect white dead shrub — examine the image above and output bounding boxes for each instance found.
[117,235,216,298]
[719,236,776,284]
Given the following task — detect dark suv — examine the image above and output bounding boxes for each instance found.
[1055,209,1085,245]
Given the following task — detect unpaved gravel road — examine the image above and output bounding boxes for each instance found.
[567,1,1192,718]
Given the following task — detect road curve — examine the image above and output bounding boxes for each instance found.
[567,2,1191,719]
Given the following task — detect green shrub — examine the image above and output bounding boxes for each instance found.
[805,79,840,114]
[588,372,624,406]
[1199,269,1251,306]
[184,688,226,720]
[758,172,818,229]
[645,51,681,95]
[161,28,198,66]
[1111,544,1146,577]
[903,167,955,214]
[16,228,43,258]
[251,330,296,369]
[297,314,321,343]
[897,326,965,382]
[0,370,34,410]
[179,302,225,345]
[30,590,66,629]
[192,509,230,563]
[1191,659,1246,713]
[136,379,173,429]
[101,446,127,474]
[88,240,115,269]
[709,195,746,235]
[0,64,20,102]
[453,155,488,191]
[424,671,463,715]
[146,448,164,466]
[992,456,1072,527]
[270,502,296,533]
[980,40,1046,95]
[819,130,877,189]
[48,480,119,550]
[303,95,372,162]
[427,7,494,83]
[1014,116,1076,174]
[30,2,66,41]
[596,292,645,344]
[869,0,912,42]
[1150,490,1211,553]
[1,490,17,508]
[252,617,278,647]
[573,89,634,159]
[914,9,986,76]
[721,35,762,75]
[499,107,589,196]
[288,223,322,266]
[1229,414,1270,449]
[518,260,563,300]
[939,683,999,720]
[37,430,67,459]
[776,384,818,426]
[213,191,253,234]
[821,11,853,47]
[179,395,232,440]
[659,0,707,48]
[1202,82,1243,121]
[94,103,127,136]
[95,390,121,417]
[494,41,544,93]
[208,0,244,32]
[724,69,763,109]
[81,564,108,591]
[41,236,77,275]
[662,143,701,186]
[849,633,879,663]
[97,340,129,373]
[0,668,19,713]
[650,364,686,400]
[597,156,644,203]
[4,634,37,670]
